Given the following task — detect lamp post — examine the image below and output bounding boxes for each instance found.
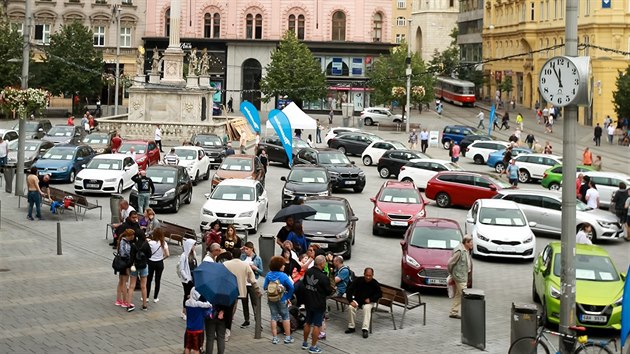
[405,18,412,134]
[15,0,32,196]
[113,3,121,115]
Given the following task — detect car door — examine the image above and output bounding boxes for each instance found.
[506,194,546,233]
[533,245,553,298]
[147,142,159,165]
[122,157,137,186]
[540,196,562,234]
[453,175,475,206]
[179,168,192,200]
[256,182,267,218]
[74,147,87,172]
[473,175,499,201]
[369,142,389,161]
[198,148,210,174]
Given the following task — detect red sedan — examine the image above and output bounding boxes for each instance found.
[371,180,427,236]
[117,140,161,170]
[424,171,510,209]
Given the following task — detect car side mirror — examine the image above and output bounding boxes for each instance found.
[123,166,129,171]
[400,240,407,249]
[351,161,355,165]
[40,148,46,152]
[489,185,497,191]
[370,197,376,203]
[466,217,474,224]
[620,272,626,281]
[204,193,211,200]
[529,221,537,228]
[280,176,287,181]
[350,216,359,222]
[81,164,86,168]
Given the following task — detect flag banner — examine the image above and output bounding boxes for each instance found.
[268,109,293,166]
[240,101,261,133]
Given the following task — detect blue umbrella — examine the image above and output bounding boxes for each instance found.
[192,262,238,306]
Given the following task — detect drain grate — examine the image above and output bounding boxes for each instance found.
[0,269,10,272]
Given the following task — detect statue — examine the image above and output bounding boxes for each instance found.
[135,46,145,76]
[188,48,198,76]
[151,47,160,73]
[200,48,210,76]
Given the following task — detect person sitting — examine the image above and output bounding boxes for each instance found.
[344,268,382,339]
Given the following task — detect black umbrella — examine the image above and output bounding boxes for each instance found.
[272,204,317,223]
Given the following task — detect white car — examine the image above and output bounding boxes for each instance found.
[464,140,510,164]
[74,153,138,194]
[173,146,211,185]
[581,171,630,209]
[361,140,406,166]
[360,107,404,126]
[324,127,361,145]
[200,179,268,234]
[465,199,536,260]
[514,153,563,183]
[398,158,463,189]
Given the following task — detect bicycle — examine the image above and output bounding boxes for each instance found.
[508,325,616,354]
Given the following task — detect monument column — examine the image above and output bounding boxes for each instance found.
[160,0,186,86]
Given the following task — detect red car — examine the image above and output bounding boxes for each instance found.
[424,171,509,208]
[370,180,427,236]
[400,218,469,289]
[117,140,160,170]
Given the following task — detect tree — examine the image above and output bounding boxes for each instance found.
[260,31,327,108]
[612,65,630,119]
[0,20,24,88]
[40,22,103,109]
[498,76,513,99]
[429,28,460,77]
[368,41,434,118]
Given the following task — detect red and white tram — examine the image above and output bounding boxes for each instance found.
[434,77,476,107]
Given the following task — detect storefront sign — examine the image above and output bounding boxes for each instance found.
[602,0,611,8]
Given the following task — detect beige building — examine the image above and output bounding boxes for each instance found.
[392,0,413,44]
[410,0,459,61]
[482,0,630,126]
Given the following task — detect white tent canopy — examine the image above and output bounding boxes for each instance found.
[265,102,317,130]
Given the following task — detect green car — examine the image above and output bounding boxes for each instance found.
[541,164,594,190]
[532,241,625,329]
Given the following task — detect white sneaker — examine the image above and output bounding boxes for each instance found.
[153,298,159,303]
[225,329,231,342]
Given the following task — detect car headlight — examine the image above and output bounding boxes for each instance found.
[405,254,420,268]
[358,171,365,177]
[336,229,349,239]
[238,210,254,217]
[96,148,105,154]
[374,206,385,216]
[597,221,616,228]
[59,166,68,172]
[164,188,175,196]
[283,189,294,196]
[104,178,117,182]
[318,190,330,196]
[75,176,83,181]
[415,209,425,218]
[549,286,561,299]
[202,208,214,216]
[523,235,534,244]
[614,296,623,307]
[329,171,339,176]
[477,233,489,242]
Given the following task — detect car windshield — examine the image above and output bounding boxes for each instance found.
[293,139,309,149]
[288,169,327,183]
[390,142,406,149]
[319,152,351,165]
[211,185,255,201]
[174,149,197,160]
[147,169,177,184]
[194,135,222,146]
[304,202,347,222]
[478,207,526,226]
[118,143,147,154]
[83,134,109,145]
[220,158,252,171]
[15,121,39,132]
[9,141,39,151]
[379,188,420,204]
[42,148,75,160]
[410,227,461,249]
[86,158,123,170]
[47,127,73,137]
[553,254,619,281]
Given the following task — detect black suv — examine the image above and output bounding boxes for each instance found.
[294,148,366,193]
[280,165,330,207]
[13,119,53,139]
[190,133,226,167]
[257,137,309,167]
[441,125,482,150]
[377,149,430,178]
[327,132,383,156]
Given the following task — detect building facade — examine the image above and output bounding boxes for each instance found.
[457,0,483,65]
[410,0,459,61]
[392,0,413,44]
[482,0,630,126]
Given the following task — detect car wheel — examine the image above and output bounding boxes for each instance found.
[532,277,540,303]
[68,170,76,183]
[372,225,380,236]
[518,169,530,183]
[338,146,347,155]
[473,155,484,164]
[362,155,372,166]
[436,192,451,208]
[249,215,259,234]
[353,186,364,193]
[203,166,210,180]
[379,167,390,178]
[172,197,180,213]
[185,190,192,204]
[364,117,373,126]
[193,171,199,186]
[343,241,352,260]
[443,140,451,150]
[494,162,505,173]
[116,181,123,194]
[548,182,560,191]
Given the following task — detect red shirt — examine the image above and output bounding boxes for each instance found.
[67,117,74,126]
[111,136,122,152]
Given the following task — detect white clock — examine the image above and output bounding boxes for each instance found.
[538,56,591,107]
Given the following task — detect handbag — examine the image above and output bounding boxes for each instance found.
[446,275,456,299]
[112,252,130,273]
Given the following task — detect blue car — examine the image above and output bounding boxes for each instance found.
[32,144,96,182]
[486,147,532,173]
[441,125,484,150]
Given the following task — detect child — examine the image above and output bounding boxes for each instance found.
[184,288,213,354]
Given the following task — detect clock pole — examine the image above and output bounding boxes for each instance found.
[559,1,578,353]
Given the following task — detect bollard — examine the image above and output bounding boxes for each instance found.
[254,292,262,339]
[56,221,62,255]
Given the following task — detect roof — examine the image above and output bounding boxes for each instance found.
[546,241,609,257]
[225,154,255,159]
[291,165,327,171]
[304,196,347,204]
[383,180,416,189]
[410,217,461,229]
[92,153,129,160]
[478,198,521,209]
[518,153,561,158]
[437,170,499,178]
[147,164,182,171]
[583,171,630,179]
[174,146,203,151]
[497,188,561,198]
[216,179,259,187]
[0,129,16,133]
[50,143,82,149]
[408,158,452,164]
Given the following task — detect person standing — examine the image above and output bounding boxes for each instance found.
[26,167,45,220]
[81,114,89,133]
[38,173,51,201]
[344,268,382,339]
[607,124,615,144]
[604,115,612,130]
[408,129,418,150]
[450,141,460,165]
[126,233,151,312]
[575,224,593,245]
[147,228,169,303]
[239,130,248,154]
[224,143,235,156]
[111,133,122,153]
[316,120,322,144]
[154,124,163,152]
[257,149,269,174]
[301,255,334,354]
[542,107,549,125]
[132,170,155,214]
[263,256,295,345]
[183,288,213,354]
[223,249,261,342]
[515,112,524,130]
[543,141,553,154]
[227,97,233,113]
[276,216,295,249]
[475,111,485,129]
[536,109,543,125]
[582,147,593,166]
[66,113,75,126]
[524,133,535,149]
[546,115,554,133]
[163,148,180,165]
[500,112,510,130]
[585,181,600,209]
[593,123,603,146]
[328,110,333,125]
[238,242,263,329]
[506,159,519,188]
[447,235,473,319]
[419,128,429,153]
[0,136,8,167]
[178,238,198,320]
[611,182,628,227]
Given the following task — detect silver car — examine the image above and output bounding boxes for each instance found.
[360,107,404,126]
[493,189,623,242]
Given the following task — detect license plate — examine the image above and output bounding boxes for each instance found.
[209,158,215,161]
[345,180,356,185]
[391,221,408,226]
[219,218,233,224]
[497,246,514,253]
[149,200,157,205]
[38,171,47,175]
[86,183,99,188]
[580,315,607,323]
[426,278,447,285]
[316,243,328,249]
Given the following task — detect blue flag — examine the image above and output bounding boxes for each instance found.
[240,101,261,133]
[268,109,293,166]
[621,264,630,349]
[488,104,496,136]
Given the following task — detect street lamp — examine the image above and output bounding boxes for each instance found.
[405,18,412,134]
[113,3,121,115]
[15,0,32,196]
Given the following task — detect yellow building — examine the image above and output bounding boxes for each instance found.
[482,0,630,126]
[392,0,413,44]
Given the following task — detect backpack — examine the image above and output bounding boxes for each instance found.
[134,241,148,269]
[267,279,286,302]
[340,266,356,288]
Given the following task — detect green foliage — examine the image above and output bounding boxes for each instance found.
[429,28,460,77]
[40,22,103,99]
[498,76,513,94]
[612,65,630,119]
[459,67,484,90]
[260,31,327,108]
[0,20,25,88]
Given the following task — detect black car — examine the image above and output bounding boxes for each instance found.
[13,119,53,139]
[294,148,366,193]
[302,196,358,259]
[459,135,493,157]
[191,133,226,167]
[7,139,55,170]
[280,165,331,207]
[82,131,115,154]
[129,165,193,212]
[258,137,309,167]
[327,132,383,156]
[43,125,86,145]
[377,149,431,178]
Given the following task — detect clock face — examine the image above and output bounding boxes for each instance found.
[538,56,580,107]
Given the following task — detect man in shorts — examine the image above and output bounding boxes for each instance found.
[506,159,519,188]
[301,255,334,353]
[184,288,212,354]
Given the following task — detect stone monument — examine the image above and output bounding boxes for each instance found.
[199,48,210,88]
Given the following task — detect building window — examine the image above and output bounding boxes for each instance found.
[540,1,545,20]
[395,34,405,44]
[93,26,105,46]
[121,0,132,4]
[288,14,296,33]
[246,14,253,39]
[12,23,24,36]
[449,0,454,7]
[255,14,262,39]
[553,0,557,19]
[546,0,550,19]
[288,14,305,39]
[585,0,590,15]
[332,11,346,41]
[34,24,51,44]
[204,13,220,38]
[372,12,382,42]
[397,0,406,9]
[530,2,535,21]
[120,27,131,47]
[397,16,406,26]
[297,15,304,39]
[165,9,170,36]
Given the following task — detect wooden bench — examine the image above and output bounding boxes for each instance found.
[375,283,426,330]
[18,187,102,221]
[160,220,199,247]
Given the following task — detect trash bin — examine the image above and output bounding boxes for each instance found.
[3,166,14,194]
[342,117,350,127]
[258,234,276,274]
[510,303,538,346]
[357,116,364,128]
[109,194,124,224]
[461,288,486,350]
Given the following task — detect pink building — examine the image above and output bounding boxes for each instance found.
[142,0,394,112]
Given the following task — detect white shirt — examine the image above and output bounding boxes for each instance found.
[0,140,8,158]
[576,230,592,245]
[585,188,599,209]
[607,125,615,135]
[154,127,162,141]
[121,205,136,222]
[202,253,215,263]
[148,240,168,261]
[420,131,429,140]
[476,112,484,121]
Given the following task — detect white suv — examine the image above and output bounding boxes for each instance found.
[173,146,211,185]
[361,140,406,166]
[360,107,404,126]
[324,127,361,145]
[464,140,510,164]
[398,158,463,189]
[514,153,563,183]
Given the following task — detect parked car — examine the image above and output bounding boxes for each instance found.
[129,165,193,212]
[42,125,86,145]
[280,165,331,207]
[257,136,309,166]
[540,164,594,190]
[486,147,532,173]
[13,119,52,139]
[463,140,510,164]
[0,129,19,143]
[361,140,406,166]
[200,179,268,233]
[324,127,361,145]
[514,153,563,183]
[400,218,467,289]
[191,133,226,167]
[211,154,265,189]
[360,107,404,126]
[441,125,483,150]
[302,196,358,259]
[74,153,138,194]
[371,180,427,235]
[398,159,463,189]
[117,140,161,170]
[465,199,536,260]
[81,131,115,154]
[459,135,493,154]
[7,139,55,170]
[294,148,366,192]
[32,144,96,182]
[532,242,624,329]
[327,132,383,156]
[493,189,624,242]
[425,171,510,208]
[377,149,430,178]
[581,171,630,209]
[173,146,211,185]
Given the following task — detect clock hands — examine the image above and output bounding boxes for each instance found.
[557,67,563,88]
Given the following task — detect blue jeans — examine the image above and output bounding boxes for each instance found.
[0,156,7,166]
[27,191,42,218]
[138,193,150,213]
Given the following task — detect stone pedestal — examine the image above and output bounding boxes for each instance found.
[128,86,215,122]
[199,75,210,88]
[186,75,199,89]
[133,75,146,87]
[161,47,186,87]
[149,73,160,84]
